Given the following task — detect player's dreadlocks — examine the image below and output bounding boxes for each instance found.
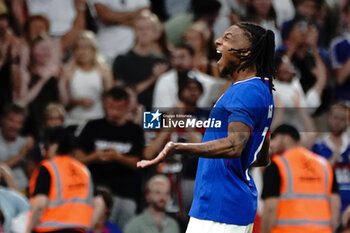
[233,22,276,93]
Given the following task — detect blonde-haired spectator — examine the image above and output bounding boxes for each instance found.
[43,103,66,128]
[60,30,113,127]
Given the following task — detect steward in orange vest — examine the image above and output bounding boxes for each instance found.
[26,127,93,233]
[271,147,333,233]
[261,124,340,233]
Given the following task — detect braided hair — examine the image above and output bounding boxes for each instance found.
[233,22,276,92]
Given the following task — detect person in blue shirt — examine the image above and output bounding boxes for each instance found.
[138,22,275,233]
[312,103,350,215]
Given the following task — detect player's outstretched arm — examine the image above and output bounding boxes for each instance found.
[137,122,251,168]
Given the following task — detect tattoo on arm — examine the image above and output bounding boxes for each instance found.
[184,122,251,158]
[226,122,250,156]
[238,132,249,148]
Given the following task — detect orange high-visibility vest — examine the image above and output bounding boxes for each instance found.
[271,147,333,233]
[28,155,93,232]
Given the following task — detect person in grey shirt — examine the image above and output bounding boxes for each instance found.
[0,104,34,191]
[124,175,180,233]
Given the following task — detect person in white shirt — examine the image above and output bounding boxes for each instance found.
[59,30,113,127]
[26,0,86,37]
[90,0,150,63]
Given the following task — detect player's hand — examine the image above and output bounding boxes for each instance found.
[137,141,175,168]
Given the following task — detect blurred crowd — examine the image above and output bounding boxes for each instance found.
[0,0,350,232]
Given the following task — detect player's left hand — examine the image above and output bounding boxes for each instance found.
[137,141,175,168]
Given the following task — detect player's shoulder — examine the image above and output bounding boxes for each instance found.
[227,77,271,99]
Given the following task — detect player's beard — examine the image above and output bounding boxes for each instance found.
[220,60,240,78]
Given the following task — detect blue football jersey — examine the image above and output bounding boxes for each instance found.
[189,77,274,225]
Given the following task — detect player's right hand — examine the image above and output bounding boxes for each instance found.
[137,141,175,168]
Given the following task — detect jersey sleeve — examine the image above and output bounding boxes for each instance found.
[225,84,262,130]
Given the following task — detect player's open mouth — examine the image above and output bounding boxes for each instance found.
[216,50,222,62]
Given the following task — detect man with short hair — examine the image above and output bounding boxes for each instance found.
[261,124,340,233]
[124,175,180,233]
[76,86,145,228]
[0,104,33,190]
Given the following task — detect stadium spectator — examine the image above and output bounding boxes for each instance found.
[124,175,180,233]
[183,20,220,77]
[24,0,87,58]
[261,124,340,233]
[277,16,329,113]
[19,35,63,138]
[113,11,169,109]
[312,103,350,216]
[42,103,66,129]
[75,87,144,228]
[26,0,86,38]
[21,15,62,86]
[271,53,322,144]
[60,30,113,127]
[273,52,324,111]
[281,0,319,41]
[89,187,123,233]
[329,1,350,102]
[153,43,224,109]
[91,0,150,63]
[0,163,30,233]
[0,104,33,191]
[282,0,335,48]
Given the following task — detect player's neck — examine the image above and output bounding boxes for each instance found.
[232,67,256,83]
